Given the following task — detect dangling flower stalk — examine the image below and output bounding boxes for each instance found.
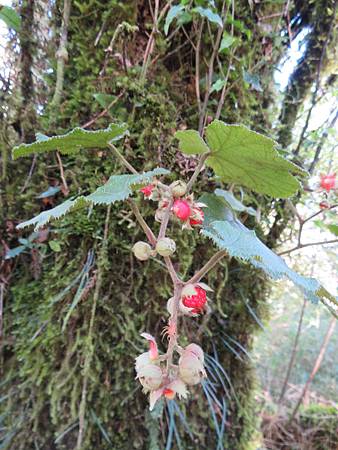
[111,144,225,409]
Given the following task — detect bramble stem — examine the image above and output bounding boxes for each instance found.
[129,199,157,246]
[166,284,183,372]
[189,250,227,284]
[108,143,138,175]
[186,151,210,193]
[158,197,174,239]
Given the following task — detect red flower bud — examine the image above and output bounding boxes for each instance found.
[140,184,155,197]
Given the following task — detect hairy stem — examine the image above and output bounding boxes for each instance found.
[186,151,210,193]
[189,250,227,284]
[158,197,174,239]
[166,284,183,371]
[129,199,157,246]
[108,143,138,175]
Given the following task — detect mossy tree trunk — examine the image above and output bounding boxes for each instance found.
[1,1,336,449]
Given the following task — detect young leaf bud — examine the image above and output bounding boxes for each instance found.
[170,180,188,197]
[156,237,176,257]
[132,241,152,261]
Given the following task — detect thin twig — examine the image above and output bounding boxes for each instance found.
[278,239,338,256]
[166,284,184,371]
[278,298,306,404]
[140,1,172,83]
[215,0,235,119]
[20,154,37,193]
[158,198,174,240]
[81,92,125,129]
[293,2,336,156]
[108,143,138,175]
[288,318,336,424]
[308,108,338,174]
[188,250,227,284]
[128,199,157,246]
[195,19,204,114]
[198,0,227,134]
[56,151,69,195]
[279,203,338,255]
[186,151,210,192]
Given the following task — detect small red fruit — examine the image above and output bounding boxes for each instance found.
[182,286,207,314]
[140,184,154,197]
[189,207,204,226]
[320,174,336,192]
[172,199,191,221]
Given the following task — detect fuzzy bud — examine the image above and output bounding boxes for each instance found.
[179,344,206,385]
[137,364,163,391]
[156,237,176,257]
[170,180,188,197]
[132,241,152,261]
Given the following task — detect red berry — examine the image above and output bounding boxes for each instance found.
[190,207,204,226]
[172,199,191,221]
[320,174,336,192]
[319,201,329,210]
[182,286,207,313]
[140,184,155,197]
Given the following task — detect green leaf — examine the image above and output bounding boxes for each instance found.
[175,130,209,155]
[86,168,170,205]
[17,197,88,231]
[215,189,256,216]
[93,93,116,109]
[49,241,61,252]
[243,69,263,92]
[12,123,128,159]
[164,5,185,35]
[193,7,223,27]
[0,6,21,31]
[200,194,338,309]
[5,245,26,260]
[326,224,338,236]
[204,120,306,198]
[17,169,170,230]
[210,79,226,93]
[36,186,61,199]
[219,33,235,52]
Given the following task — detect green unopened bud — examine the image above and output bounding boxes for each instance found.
[156,237,176,257]
[170,180,187,197]
[132,241,152,261]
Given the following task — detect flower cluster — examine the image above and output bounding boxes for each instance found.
[133,178,210,410]
[135,334,206,410]
[140,180,205,230]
